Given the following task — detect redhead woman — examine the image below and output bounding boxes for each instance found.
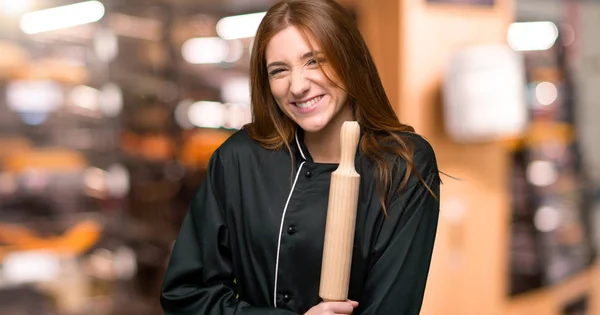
[160,0,441,314]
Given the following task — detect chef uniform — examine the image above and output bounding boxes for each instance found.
[160,127,440,315]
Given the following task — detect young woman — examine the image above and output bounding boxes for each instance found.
[160,0,441,314]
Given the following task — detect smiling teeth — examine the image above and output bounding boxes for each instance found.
[295,96,322,108]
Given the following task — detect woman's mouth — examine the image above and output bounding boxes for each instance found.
[293,95,323,108]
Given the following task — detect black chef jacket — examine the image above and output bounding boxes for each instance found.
[160,127,440,315]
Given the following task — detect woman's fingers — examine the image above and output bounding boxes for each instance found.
[323,300,359,314]
[305,300,359,315]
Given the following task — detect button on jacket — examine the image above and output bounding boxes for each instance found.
[160,127,441,315]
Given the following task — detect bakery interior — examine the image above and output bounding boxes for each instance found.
[0,0,600,314]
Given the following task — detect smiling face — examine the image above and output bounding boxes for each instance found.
[265,26,352,134]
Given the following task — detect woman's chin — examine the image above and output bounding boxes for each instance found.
[296,120,328,134]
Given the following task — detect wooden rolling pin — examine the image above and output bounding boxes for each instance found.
[319,121,361,302]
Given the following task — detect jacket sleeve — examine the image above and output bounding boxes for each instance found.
[160,149,298,315]
[356,156,441,315]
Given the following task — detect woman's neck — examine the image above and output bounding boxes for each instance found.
[303,106,355,164]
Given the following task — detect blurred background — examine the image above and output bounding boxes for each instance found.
[0,0,599,314]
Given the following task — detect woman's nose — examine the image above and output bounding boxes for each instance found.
[290,71,310,96]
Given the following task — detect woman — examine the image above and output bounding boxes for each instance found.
[160,0,440,314]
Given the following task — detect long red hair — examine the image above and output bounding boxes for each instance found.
[246,0,433,214]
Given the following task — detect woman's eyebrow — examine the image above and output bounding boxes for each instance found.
[301,51,323,59]
[266,51,324,68]
[267,60,287,68]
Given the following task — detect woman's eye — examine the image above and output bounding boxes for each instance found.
[269,69,285,76]
[307,58,326,68]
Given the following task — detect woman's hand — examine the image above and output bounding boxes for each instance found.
[304,300,359,315]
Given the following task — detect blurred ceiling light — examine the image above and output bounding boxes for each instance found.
[1,0,33,15]
[99,83,123,117]
[19,112,49,125]
[225,103,252,129]
[94,28,118,62]
[182,37,229,64]
[84,167,107,193]
[3,251,61,284]
[223,39,244,63]
[216,12,266,40]
[175,99,195,129]
[188,101,226,128]
[526,160,558,187]
[7,80,63,113]
[70,85,100,111]
[507,21,559,52]
[535,81,558,106]
[19,0,105,35]
[88,248,116,280]
[106,164,129,198]
[534,206,561,233]
[221,77,250,104]
[114,246,137,280]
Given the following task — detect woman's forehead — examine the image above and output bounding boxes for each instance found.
[265,26,321,63]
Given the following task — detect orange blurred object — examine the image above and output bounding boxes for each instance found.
[120,131,176,161]
[2,148,88,173]
[0,40,29,79]
[0,220,103,260]
[0,137,33,160]
[12,58,89,84]
[180,129,232,169]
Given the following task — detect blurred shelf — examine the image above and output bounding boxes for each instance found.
[505,262,599,315]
